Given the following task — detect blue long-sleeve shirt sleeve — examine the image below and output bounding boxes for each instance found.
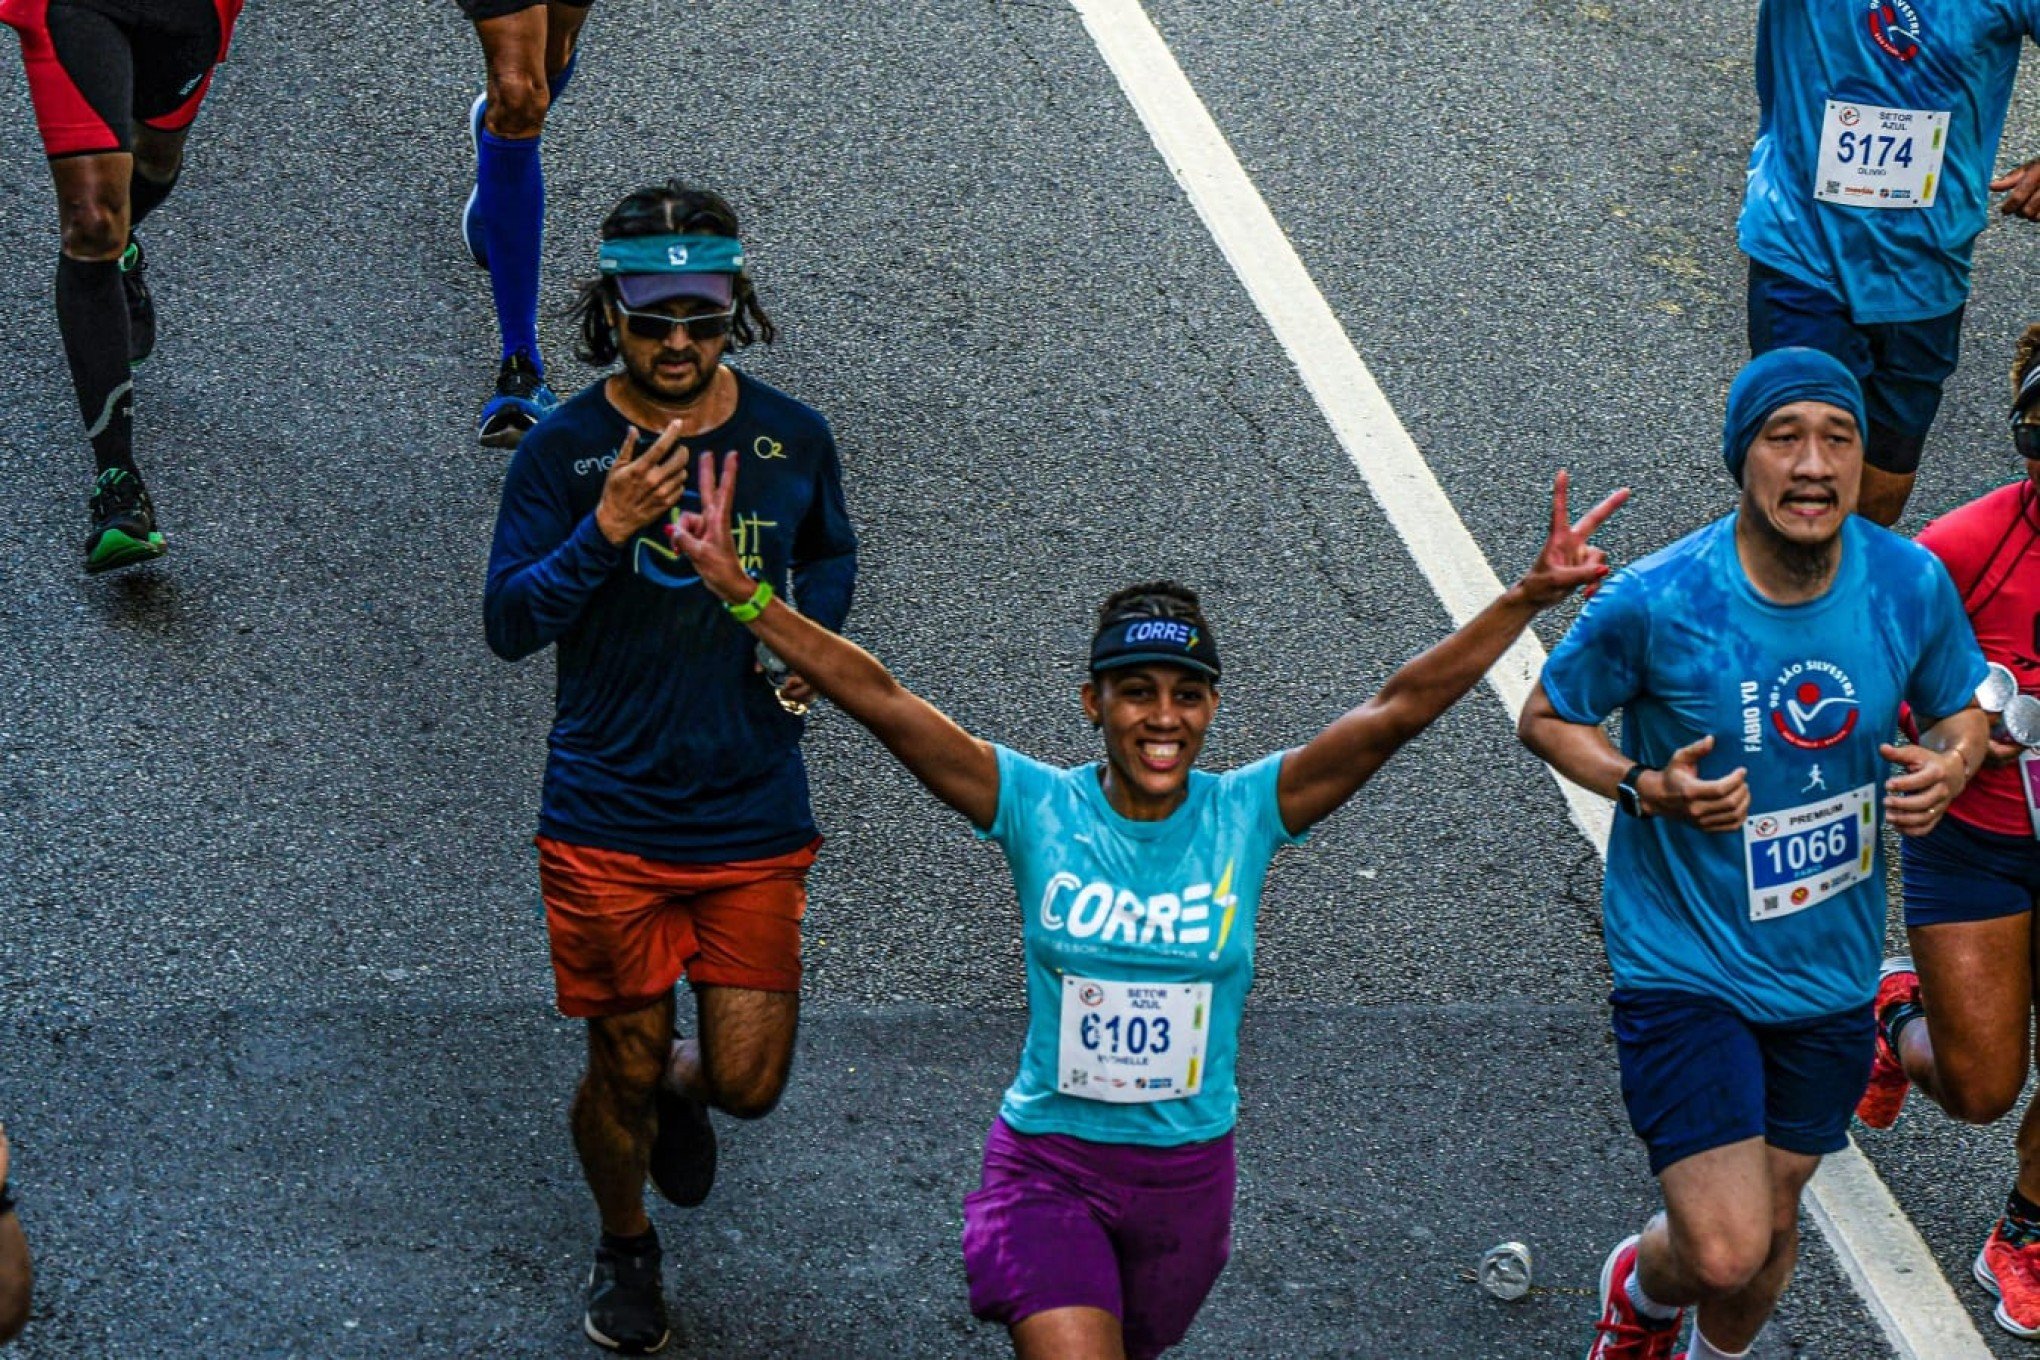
[484,441,622,662]
[790,426,857,633]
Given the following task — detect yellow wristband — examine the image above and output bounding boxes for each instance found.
[725,579,773,623]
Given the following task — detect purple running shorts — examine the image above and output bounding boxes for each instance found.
[961,1116,1236,1360]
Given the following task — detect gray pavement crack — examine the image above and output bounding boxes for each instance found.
[1145,275,1388,630]
[985,0,1062,110]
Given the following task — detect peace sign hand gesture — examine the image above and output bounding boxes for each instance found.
[670,450,756,604]
[595,420,694,546]
[1514,470,1629,609]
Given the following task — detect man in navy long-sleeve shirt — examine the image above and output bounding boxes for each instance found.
[484,182,854,1357]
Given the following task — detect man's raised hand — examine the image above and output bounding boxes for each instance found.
[1881,740,1968,836]
[1648,735,1751,832]
[1993,158,2040,220]
[595,419,692,546]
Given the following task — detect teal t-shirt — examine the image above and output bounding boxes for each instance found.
[980,746,1303,1147]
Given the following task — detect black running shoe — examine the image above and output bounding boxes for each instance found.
[476,351,558,449]
[649,1077,717,1208]
[85,466,167,575]
[583,1236,670,1355]
[120,238,155,365]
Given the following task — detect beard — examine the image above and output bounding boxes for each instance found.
[621,349,717,409]
[1771,534,1837,589]
[1744,493,1842,588]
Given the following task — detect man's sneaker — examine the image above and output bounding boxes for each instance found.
[461,92,489,268]
[84,466,167,574]
[1586,1234,1684,1360]
[583,1236,670,1355]
[1857,956,1920,1130]
[477,352,557,449]
[648,1074,717,1207]
[120,237,155,364]
[1975,1218,2040,1338]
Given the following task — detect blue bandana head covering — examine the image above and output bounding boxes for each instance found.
[1722,347,1867,484]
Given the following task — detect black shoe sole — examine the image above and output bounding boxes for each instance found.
[583,1313,670,1355]
[648,1086,716,1208]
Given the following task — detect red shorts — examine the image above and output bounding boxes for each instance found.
[537,835,817,1018]
[3,0,242,157]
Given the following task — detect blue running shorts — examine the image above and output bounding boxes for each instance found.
[1612,988,1874,1176]
[1901,813,2040,928]
[1747,260,1964,476]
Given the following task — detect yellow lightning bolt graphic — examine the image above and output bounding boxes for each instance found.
[631,509,691,573]
[1210,859,1237,959]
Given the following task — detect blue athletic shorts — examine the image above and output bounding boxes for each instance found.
[1901,813,2040,928]
[1746,259,1964,475]
[1611,988,1874,1176]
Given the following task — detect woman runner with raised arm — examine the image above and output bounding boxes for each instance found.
[670,451,1625,1359]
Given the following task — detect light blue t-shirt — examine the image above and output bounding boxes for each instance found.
[1541,514,1984,1024]
[980,746,1303,1146]
[1739,0,2040,323]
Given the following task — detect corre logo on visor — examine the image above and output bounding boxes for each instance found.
[1090,616,1221,679]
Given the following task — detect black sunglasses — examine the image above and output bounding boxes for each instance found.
[614,301,736,343]
[2017,420,2040,461]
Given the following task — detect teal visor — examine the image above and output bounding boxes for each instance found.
[597,234,746,277]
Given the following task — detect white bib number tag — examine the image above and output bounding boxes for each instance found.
[2017,753,2040,840]
[1813,100,1948,210]
[1057,975,1210,1104]
[1743,783,1876,922]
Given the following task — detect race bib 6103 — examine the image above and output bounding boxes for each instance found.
[1056,975,1211,1104]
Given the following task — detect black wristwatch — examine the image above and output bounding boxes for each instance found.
[1617,764,1653,819]
[0,1181,15,1217]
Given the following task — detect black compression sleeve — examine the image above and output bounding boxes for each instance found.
[129,168,178,227]
[54,253,134,475]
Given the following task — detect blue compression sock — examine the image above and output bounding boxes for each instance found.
[475,128,544,369]
[548,49,577,101]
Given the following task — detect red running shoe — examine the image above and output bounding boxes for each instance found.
[1586,1234,1684,1360]
[1975,1218,2040,1338]
[1856,956,1919,1131]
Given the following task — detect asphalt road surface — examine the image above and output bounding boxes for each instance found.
[1,1,2037,1355]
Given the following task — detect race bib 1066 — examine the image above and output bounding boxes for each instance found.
[1743,783,1876,922]
[1813,101,1949,210]
[1056,975,1211,1104]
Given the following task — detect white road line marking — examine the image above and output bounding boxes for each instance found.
[1807,1152,1998,1359]
[1064,0,1614,851]
[1067,2,1991,1355]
